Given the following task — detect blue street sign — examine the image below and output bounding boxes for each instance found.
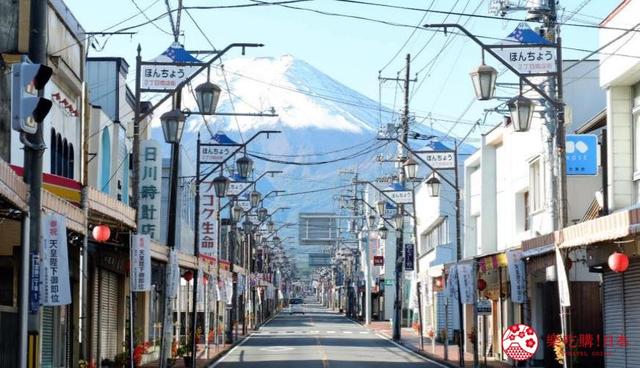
[566,134,598,176]
[29,251,40,313]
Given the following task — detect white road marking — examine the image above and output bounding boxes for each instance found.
[374,333,450,368]
[260,346,295,352]
[359,331,369,334]
[326,330,336,334]
[343,331,353,334]
[210,333,254,368]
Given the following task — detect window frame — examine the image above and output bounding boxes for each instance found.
[529,157,544,213]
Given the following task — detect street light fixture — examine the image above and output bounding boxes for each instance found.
[508,95,535,132]
[212,174,230,198]
[426,174,441,197]
[236,155,253,178]
[232,204,243,223]
[257,207,268,222]
[160,109,186,144]
[469,64,498,101]
[267,220,275,233]
[250,190,262,208]
[367,214,376,229]
[376,200,386,216]
[195,81,222,115]
[377,223,388,240]
[403,157,418,180]
[243,220,253,235]
[394,213,404,230]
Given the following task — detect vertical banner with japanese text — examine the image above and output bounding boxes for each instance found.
[507,250,527,304]
[199,180,219,261]
[167,249,180,298]
[457,262,475,304]
[139,139,162,240]
[131,234,151,291]
[40,214,71,306]
[446,265,458,301]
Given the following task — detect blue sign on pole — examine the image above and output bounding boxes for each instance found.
[29,251,40,313]
[566,134,598,176]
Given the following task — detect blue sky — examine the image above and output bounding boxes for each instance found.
[66,0,618,143]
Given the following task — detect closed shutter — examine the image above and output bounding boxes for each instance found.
[624,261,640,365]
[99,270,119,360]
[41,307,55,368]
[604,258,640,367]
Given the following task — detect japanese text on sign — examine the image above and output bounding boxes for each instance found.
[139,140,162,240]
[199,180,219,261]
[131,234,151,291]
[199,144,240,164]
[41,214,71,306]
[140,64,199,92]
[384,190,413,204]
[416,151,455,169]
[494,47,557,75]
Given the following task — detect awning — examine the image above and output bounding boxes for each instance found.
[560,210,630,248]
[477,251,508,272]
[0,160,27,211]
[43,189,85,234]
[87,186,137,229]
[522,232,559,257]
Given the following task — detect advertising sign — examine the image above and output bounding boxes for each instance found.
[384,190,413,204]
[199,180,219,261]
[140,63,200,92]
[373,255,384,266]
[404,243,415,271]
[131,234,151,292]
[29,252,40,313]
[415,151,455,169]
[507,250,526,304]
[139,139,163,240]
[457,262,475,305]
[446,265,458,300]
[566,134,598,176]
[227,181,252,197]
[41,214,71,306]
[494,47,557,74]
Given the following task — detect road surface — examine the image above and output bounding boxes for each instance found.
[211,302,446,368]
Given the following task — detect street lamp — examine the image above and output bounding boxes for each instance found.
[367,214,376,229]
[377,223,388,240]
[243,220,253,235]
[272,235,281,245]
[267,220,275,233]
[195,81,222,115]
[250,190,262,208]
[403,158,418,180]
[376,200,386,216]
[508,95,535,132]
[469,64,498,101]
[257,207,268,222]
[160,109,186,144]
[232,204,243,223]
[394,213,404,230]
[212,174,230,198]
[236,155,253,178]
[426,174,441,197]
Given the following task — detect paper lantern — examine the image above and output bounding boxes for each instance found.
[477,278,487,291]
[435,277,444,289]
[92,224,110,242]
[608,252,629,273]
[182,270,194,281]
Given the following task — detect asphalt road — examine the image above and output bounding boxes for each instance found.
[210,302,447,368]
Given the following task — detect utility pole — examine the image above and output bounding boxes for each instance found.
[379,54,416,341]
[18,1,48,367]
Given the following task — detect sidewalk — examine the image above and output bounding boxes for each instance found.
[365,321,513,368]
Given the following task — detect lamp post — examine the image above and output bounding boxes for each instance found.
[159,107,186,368]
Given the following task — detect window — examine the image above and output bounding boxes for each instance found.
[529,158,544,211]
[421,218,449,253]
[524,191,530,231]
[50,129,57,174]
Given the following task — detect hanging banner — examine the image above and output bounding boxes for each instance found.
[404,243,415,271]
[215,277,223,302]
[566,134,598,176]
[445,265,458,300]
[40,214,72,306]
[555,247,571,307]
[457,262,475,305]
[227,181,252,197]
[167,249,180,298]
[225,278,233,305]
[139,139,162,240]
[131,234,151,292]
[507,250,527,304]
[199,180,219,261]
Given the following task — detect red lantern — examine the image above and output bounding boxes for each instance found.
[434,277,444,289]
[608,252,629,273]
[182,270,194,281]
[92,224,110,242]
[477,278,487,291]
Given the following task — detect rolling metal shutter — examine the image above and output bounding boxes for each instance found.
[604,259,640,367]
[41,307,55,368]
[99,269,119,361]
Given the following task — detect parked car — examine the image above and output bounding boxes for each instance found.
[289,298,305,314]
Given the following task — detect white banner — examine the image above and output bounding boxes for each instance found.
[446,265,458,300]
[416,151,455,169]
[167,249,180,298]
[199,180,219,261]
[131,234,151,292]
[225,278,233,305]
[555,247,571,307]
[507,250,527,304]
[384,190,413,204]
[139,139,163,240]
[494,46,557,75]
[216,277,223,302]
[40,214,71,306]
[457,263,475,305]
[227,181,252,197]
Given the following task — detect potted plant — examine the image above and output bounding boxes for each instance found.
[133,341,151,367]
[176,343,192,367]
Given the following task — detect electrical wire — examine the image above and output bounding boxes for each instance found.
[131,0,173,35]
[248,140,391,166]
